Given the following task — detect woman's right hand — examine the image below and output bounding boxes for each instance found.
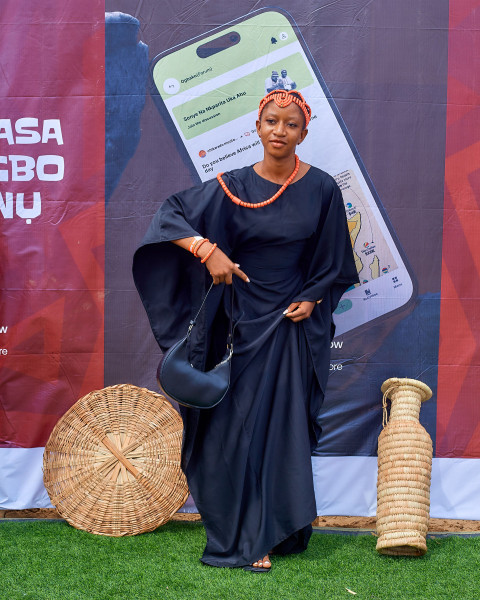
[198,243,249,285]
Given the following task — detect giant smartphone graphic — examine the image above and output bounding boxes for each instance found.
[150,8,415,336]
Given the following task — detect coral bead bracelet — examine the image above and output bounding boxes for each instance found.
[200,242,217,263]
[189,236,203,254]
[189,236,218,263]
[193,238,209,257]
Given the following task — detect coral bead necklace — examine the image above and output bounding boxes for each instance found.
[217,155,300,209]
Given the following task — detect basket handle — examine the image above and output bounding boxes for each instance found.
[382,385,397,428]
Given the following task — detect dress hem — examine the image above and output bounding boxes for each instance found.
[199,510,317,569]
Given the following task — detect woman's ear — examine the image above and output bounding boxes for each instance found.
[298,128,308,144]
[256,119,261,136]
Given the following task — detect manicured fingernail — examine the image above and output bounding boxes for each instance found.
[235,263,240,267]
[246,278,250,283]
[283,309,289,315]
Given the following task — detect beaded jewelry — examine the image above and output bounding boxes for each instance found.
[258,90,311,128]
[200,243,217,263]
[189,236,204,254]
[217,155,300,209]
[194,238,209,257]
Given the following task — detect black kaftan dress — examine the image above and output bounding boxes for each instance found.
[133,165,359,568]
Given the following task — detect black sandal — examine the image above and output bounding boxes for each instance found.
[243,565,271,573]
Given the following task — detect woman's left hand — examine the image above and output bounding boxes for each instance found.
[283,300,317,322]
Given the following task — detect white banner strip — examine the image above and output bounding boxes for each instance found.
[0,448,52,509]
[312,456,378,517]
[2,449,479,520]
[312,456,480,520]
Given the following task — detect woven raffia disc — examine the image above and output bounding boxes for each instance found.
[43,384,189,536]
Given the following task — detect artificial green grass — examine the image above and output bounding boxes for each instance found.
[0,520,478,600]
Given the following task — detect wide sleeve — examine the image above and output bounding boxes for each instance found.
[294,177,359,310]
[132,179,232,353]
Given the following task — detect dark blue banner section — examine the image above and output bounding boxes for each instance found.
[104,0,448,459]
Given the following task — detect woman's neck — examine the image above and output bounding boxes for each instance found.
[254,154,297,185]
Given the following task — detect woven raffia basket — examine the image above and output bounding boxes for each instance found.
[43,384,189,536]
[376,377,433,556]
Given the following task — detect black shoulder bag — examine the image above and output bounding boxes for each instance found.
[157,283,234,409]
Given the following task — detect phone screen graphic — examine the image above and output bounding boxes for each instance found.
[151,9,415,336]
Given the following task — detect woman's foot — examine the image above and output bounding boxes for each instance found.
[253,555,271,569]
[243,554,271,572]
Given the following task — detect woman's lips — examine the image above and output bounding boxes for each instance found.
[270,140,286,147]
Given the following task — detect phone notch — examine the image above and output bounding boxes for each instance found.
[196,31,241,58]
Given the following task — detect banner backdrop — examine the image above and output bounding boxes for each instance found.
[1,0,479,519]
[0,1,104,506]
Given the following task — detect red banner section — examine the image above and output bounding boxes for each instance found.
[0,1,104,448]
[437,0,480,458]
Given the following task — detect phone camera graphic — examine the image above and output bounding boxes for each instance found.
[163,78,180,95]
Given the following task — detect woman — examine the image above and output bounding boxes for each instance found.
[133,90,359,571]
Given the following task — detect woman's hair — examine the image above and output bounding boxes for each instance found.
[258,90,311,128]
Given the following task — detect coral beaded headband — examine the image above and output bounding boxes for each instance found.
[258,90,311,128]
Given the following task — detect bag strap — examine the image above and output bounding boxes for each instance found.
[187,282,215,335]
[186,282,235,355]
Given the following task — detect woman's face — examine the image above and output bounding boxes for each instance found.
[256,101,308,159]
